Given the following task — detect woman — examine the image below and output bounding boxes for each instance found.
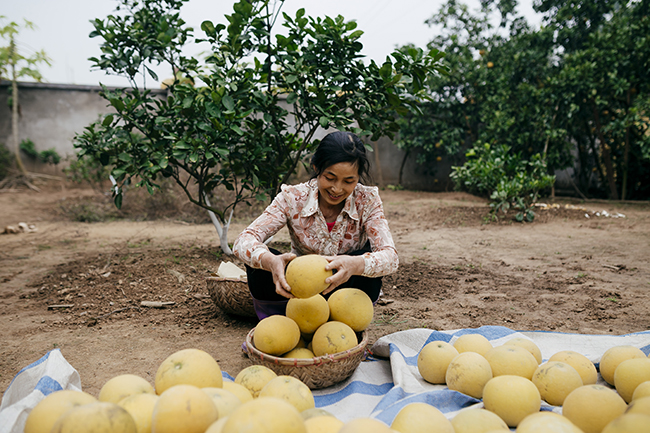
[233,131,399,319]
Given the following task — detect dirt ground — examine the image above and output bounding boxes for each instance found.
[1,180,649,399]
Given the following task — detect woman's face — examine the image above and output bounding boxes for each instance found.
[316,161,359,208]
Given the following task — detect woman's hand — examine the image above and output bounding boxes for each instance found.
[260,252,296,298]
[322,255,365,295]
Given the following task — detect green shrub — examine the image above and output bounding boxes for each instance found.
[19,139,61,165]
[450,142,555,222]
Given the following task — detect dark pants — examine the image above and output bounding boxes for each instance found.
[245,243,382,320]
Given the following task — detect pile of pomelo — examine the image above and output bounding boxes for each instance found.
[251,254,374,360]
[416,333,650,432]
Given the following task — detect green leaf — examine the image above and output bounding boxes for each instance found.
[114,192,123,209]
[286,93,298,104]
[102,115,114,127]
[222,94,235,111]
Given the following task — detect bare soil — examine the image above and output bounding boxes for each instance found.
[1,181,649,398]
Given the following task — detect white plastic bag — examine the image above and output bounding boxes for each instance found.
[0,349,81,433]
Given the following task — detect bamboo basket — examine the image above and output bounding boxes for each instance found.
[242,327,369,390]
[206,276,256,318]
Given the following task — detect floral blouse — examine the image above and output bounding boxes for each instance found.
[233,179,399,277]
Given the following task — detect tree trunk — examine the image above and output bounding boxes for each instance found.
[398,149,410,187]
[621,89,631,200]
[592,104,618,200]
[10,38,27,175]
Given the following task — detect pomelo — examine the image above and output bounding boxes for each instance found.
[450,408,509,433]
[562,385,628,433]
[51,401,137,433]
[285,255,332,298]
[311,321,357,356]
[532,361,584,406]
[253,315,301,356]
[482,375,541,427]
[151,384,218,433]
[154,348,222,395]
[24,389,97,433]
[445,351,493,399]
[98,374,155,404]
[453,334,493,356]
[417,340,459,384]
[258,375,315,412]
[599,346,646,386]
[484,345,539,379]
[286,295,330,334]
[390,402,454,433]
[549,350,598,385]
[221,396,307,433]
[327,288,374,332]
[234,365,278,398]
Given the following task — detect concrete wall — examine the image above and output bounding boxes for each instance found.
[0,80,449,190]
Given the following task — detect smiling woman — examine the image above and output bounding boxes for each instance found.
[232,131,399,320]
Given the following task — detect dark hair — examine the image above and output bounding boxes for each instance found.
[310,131,372,184]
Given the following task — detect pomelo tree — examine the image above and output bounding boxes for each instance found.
[0,17,51,190]
[74,0,445,254]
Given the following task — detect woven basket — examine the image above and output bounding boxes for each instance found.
[243,327,369,390]
[206,276,256,318]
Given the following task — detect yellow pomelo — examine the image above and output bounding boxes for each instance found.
[327,288,374,332]
[338,417,393,433]
[614,357,650,403]
[304,415,344,433]
[254,315,301,356]
[222,381,254,403]
[601,413,650,433]
[202,387,243,418]
[451,408,509,433]
[445,351,493,399]
[234,365,278,398]
[532,361,584,406]
[259,375,315,412]
[417,340,459,384]
[390,402,454,433]
[311,321,358,356]
[51,401,136,433]
[516,412,585,433]
[151,384,218,433]
[562,385,628,433]
[453,334,493,356]
[599,346,646,386]
[285,255,333,298]
[222,396,307,433]
[154,348,222,395]
[504,338,543,364]
[626,396,650,416]
[284,347,316,359]
[24,389,97,433]
[205,417,228,433]
[483,375,541,427]
[117,393,158,433]
[301,407,336,420]
[286,295,330,334]
[484,345,539,379]
[632,381,650,401]
[99,374,155,403]
[549,351,598,385]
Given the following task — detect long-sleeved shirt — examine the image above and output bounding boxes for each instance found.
[233,179,399,277]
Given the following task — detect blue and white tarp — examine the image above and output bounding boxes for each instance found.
[0,349,81,433]
[311,325,650,425]
[2,326,649,433]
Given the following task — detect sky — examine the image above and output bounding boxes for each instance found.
[2,0,543,88]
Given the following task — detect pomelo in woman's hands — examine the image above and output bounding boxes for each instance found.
[285,255,332,298]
